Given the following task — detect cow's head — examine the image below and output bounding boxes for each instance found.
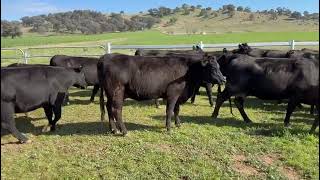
[235,43,251,54]
[72,66,87,89]
[201,54,226,85]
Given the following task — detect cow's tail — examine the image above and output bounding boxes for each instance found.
[97,60,105,122]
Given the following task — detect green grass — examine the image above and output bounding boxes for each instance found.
[1,30,319,48]
[1,88,319,179]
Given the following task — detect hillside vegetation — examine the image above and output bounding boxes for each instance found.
[156,10,319,34]
[1,4,319,38]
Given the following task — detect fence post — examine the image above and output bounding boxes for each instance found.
[106,42,111,54]
[199,41,204,50]
[23,50,28,64]
[290,40,295,50]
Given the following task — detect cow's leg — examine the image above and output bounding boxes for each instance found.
[284,97,300,127]
[106,98,118,134]
[42,104,54,132]
[190,85,200,104]
[50,93,65,131]
[217,85,221,94]
[50,105,61,131]
[62,92,70,106]
[154,99,160,108]
[90,85,100,102]
[310,105,315,115]
[309,105,319,134]
[1,101,29,143]
[166,96,179,132]
[112,88,127,135]
[212,88,231,118]
[234,97,252,123]
[174,104,181,127]
[205,83,213,107]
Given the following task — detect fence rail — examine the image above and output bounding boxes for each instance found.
[1,40,319,64]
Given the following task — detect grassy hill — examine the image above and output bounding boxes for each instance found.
[153,9,319,34]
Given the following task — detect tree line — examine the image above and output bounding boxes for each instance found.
[1,4,319,38]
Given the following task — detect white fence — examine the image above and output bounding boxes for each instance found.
[1,40,319,64]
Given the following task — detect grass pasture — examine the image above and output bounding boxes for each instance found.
[1,87,319,179]
[1,30,319,179]
[1,31,319,48]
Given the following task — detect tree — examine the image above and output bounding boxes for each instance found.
[196,5,202,9]
[229,10,235,17]
[190,6,196,11]
[249,14,255,21]
[173,7,180,13]
[237,6,244,11]
[199,9,206,16]
[244,7,251,13]
[276,7,284,15]
[290,11,302,19]
[182,3,189,10]
[270,12,278,20]
[303,11,309,18]
[1,20,22,38]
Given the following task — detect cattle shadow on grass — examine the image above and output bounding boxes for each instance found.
[68,89,93,98]
[150,115,316,137]
[7,116,161,138]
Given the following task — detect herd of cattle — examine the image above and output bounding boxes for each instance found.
[1,43,319,143]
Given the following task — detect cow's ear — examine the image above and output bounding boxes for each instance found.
[238,44,242,48]
[223,48,227,53]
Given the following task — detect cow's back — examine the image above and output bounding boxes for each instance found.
[1,67,75,112]
[100,55,190,99]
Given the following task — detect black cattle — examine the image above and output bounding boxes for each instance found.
[234,43,292,58]
[135,48,226,107]
[1,66,87,143]
[7,63,71,106]
[232,43,268,57]
[134,48,203,56]
[50,55,100,102]
[212,54,319,133]
[98,54,225,135]
[287,49,319,61]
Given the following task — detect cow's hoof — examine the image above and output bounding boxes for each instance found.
[212,113,218,118]
[284,123,291,128]
[111,129,119,134]
[42,125,51,132]
[50,126,56,132]
[244,119,252,124]
[20,139,32,144]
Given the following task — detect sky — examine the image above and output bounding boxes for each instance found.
[1,0,319,21]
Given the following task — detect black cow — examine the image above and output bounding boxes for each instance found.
[135,48,203,56]
[135,48,224,107]
[1,66,87,143]
[50,55,100,102]
[98,54,225,135]
[287,49,319,61]
[212,54,319,133]
[7,63,71,106]
[234,43,291,58]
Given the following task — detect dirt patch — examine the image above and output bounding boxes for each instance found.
[147,143,172,153]
[232,154,260,176]
[260,154,301,180]
[279,166,301,180]
[260,153,282,166]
